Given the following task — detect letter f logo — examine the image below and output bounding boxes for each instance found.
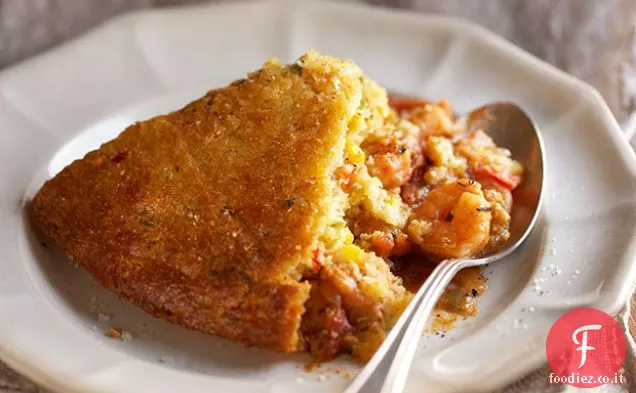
[572,324,602,368]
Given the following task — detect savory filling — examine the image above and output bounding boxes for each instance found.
[299,86,523,361]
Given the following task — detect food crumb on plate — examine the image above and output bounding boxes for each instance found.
[121,331,133,342]
[326,366,354,379]
[88,296,97,313]
[159,355,175,364]
[106,327,132,341]
[106,328,122,339]
[303,363,353,381]
[97,313,110,322]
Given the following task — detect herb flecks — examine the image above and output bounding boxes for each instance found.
[285,198,295,208]
[476,206,492,212]
[444,212,454,222]
[358,97,368,110]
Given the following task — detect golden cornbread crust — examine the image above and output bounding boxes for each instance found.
[31,53,365,352]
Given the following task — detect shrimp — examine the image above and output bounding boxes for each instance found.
[455,130,523,190]
[364,139,414,189]
[407,102,457,137]
[362,125,422,190]
[348,215,414,257]
[406,180,492,260]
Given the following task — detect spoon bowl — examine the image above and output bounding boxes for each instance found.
[464,102,545,254]
[344,102,545,393]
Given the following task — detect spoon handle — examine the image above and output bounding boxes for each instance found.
[378,259,463,393]
[344,259,462,393]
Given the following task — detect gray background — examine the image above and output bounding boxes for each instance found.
[1,0,634,120]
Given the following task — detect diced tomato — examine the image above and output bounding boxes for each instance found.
[473,166,521,190]
[369,232,395,258]
[312,248,322,270]
[388,95,430,113]
[335,164,356,190]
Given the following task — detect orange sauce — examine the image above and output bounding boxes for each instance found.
[392,254,488,331]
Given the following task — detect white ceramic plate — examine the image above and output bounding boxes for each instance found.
[1,1,636,392]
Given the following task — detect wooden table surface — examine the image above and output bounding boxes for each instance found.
[1,0,635,392]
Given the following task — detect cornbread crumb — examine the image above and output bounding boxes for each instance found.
[88,296,97,313]
[407,219,432,237]
[106,328,122,339]
[121,331,133,342]
[105,327,132,341]
[333,367,354,379]
[97,313,110,322]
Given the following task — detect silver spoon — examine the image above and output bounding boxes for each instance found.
[344,102,545,393]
